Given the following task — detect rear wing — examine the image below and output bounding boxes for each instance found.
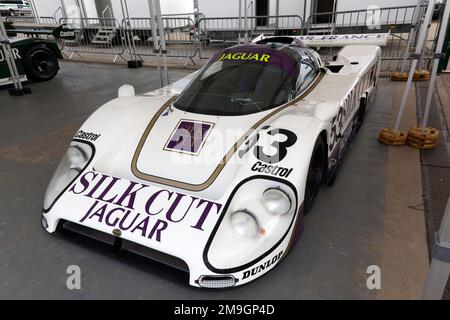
[253,33,390,47]
[5,22,76,40]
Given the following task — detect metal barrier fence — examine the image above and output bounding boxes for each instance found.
[122,17,197,59]
[304,5,425,34]
[59,17,126,63]
[304,4,444,72]
[159,12,205,22]
[7,5,443,71]
[197,15,303,59]
[5,15,59,44]
[5,15,57,24]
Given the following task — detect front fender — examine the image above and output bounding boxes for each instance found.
[233,112,329,206]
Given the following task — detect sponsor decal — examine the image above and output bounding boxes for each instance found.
[74,130,101,142]
[218,52,271,63]
[164,120,213,155]
[70,172,222,243]
[297,34,385,41]
[251,161,293,178]
[242,251,284,280]
[52,24,76,41]
[239,128,297,165]
[328,64,376,152]
[0,48,21,62]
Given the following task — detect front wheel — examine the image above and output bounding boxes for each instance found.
[22,45,59,82]
[304,137,325,214]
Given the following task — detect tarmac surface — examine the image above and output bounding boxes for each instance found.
[0,62,430,299]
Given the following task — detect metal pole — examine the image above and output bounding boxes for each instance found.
[75,0,85,31]
[438,16,450,73]
[28,0,40,23]
[239,0,242,42]
[120,0,138,63]
[60,0,68,19]
[154,0,169,86]
[422,197,450,299]
[148,0,163,87]
[400,0,424,73]
[0,18,23,91]
[79,0,88,19]
[394,0,435,131]
[421,0,450,130]
[0,44,20,90]
[244,0,248,43]
[275,0,279,31]
[303,0,307,33]
[119,0,132,61]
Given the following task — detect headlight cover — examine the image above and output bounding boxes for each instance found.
[42,140,94,212]
[230,210,259,238]
[261,188,292,215]
[205,177,297,272]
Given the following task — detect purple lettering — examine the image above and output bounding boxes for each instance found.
[105,207,125,227]
[118,210,140,231]
[130,216,149,236]
[69,171,97,194]
[191,200,222,231]
[114,182,147,210]
[145,189,172,215]
[96,176,120,203]
[88,202,107,223]
[79,199,99,222]
[148,219,168,242]
[85,174,108,198]
[165,193,198,223]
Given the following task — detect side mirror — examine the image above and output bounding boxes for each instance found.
[118,84,135,97]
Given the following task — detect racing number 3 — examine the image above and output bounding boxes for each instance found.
[239,128,297,164]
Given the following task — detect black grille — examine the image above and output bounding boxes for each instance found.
[60,220,190,274]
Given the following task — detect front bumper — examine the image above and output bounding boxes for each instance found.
[42,170,302,288]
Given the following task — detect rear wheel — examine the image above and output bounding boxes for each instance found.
[304,137,325,214]
[22,45,59,82]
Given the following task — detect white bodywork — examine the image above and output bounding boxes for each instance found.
[42,41,381,288]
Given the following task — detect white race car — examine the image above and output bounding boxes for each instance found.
[42,34,385,288]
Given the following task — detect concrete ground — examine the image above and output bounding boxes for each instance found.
[0,61,429,299]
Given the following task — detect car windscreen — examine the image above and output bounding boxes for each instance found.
[174,47,300,116]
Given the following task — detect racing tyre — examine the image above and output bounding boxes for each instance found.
[304,137,325,214]
[23,45,59,82]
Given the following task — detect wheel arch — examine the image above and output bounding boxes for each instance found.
[27,40,64,60]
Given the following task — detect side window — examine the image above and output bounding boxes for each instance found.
[296,62,317,94]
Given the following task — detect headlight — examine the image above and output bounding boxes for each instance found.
[43,141,93,211]
[262,188,292,215]
[230,210,258,238]
[206,178,297,271]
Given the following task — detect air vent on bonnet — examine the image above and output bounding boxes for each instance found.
[326,65,344,73]
[255,36,295,44]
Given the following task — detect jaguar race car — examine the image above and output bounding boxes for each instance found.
[42,33,386,288]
